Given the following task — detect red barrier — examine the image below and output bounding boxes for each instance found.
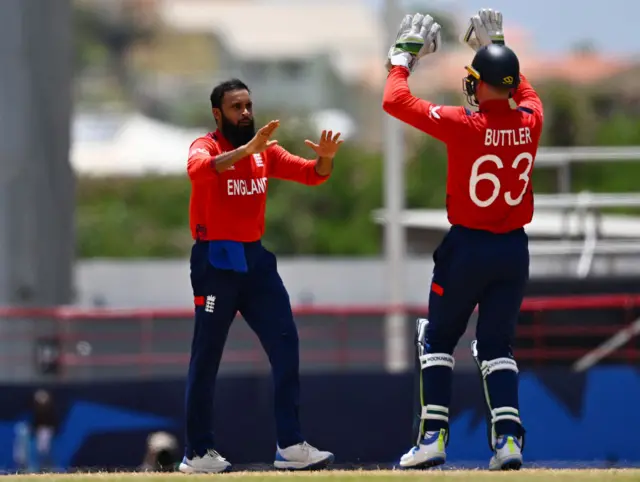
[0,293,638,376]
[0,292,638,318]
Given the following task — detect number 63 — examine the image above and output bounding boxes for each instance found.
[469,153,533,208]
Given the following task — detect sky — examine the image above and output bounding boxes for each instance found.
[366,0,640,56]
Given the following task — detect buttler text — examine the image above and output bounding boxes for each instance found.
[484,127,532,147]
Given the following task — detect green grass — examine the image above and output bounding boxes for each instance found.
[4,470,640,482]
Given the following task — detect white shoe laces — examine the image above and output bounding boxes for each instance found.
[205,449,226,461]
[299,441,317,454]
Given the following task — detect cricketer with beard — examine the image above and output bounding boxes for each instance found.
[179,79,343,475]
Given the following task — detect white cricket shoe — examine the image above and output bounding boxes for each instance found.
[399,429,447,469]
[489,435,523,470]
[178,448,232,474]
[273,441,334,470]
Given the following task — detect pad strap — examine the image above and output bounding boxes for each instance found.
[481,357,518,377]
[491,406,522,425]
[419,353,455,370]
[470,341,525,452]
[421,404,449,422]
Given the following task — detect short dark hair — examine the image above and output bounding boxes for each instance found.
[210,78,250,109]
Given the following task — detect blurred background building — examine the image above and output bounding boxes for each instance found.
[1,0,640,473]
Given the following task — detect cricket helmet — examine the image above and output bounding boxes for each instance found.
[463,44,520,106]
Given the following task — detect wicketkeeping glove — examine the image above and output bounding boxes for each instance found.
[386,13,442,73]
[461,8,504,52]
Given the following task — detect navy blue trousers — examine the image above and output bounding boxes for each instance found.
[185,240,303,457]
[419,225,529,437]
[427,225,529,358]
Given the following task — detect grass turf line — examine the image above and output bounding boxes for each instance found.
[3,469,640,482]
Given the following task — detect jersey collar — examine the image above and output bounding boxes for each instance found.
[477,99,513,113]
[210,129,235,152]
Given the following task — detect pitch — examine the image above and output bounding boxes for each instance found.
[3,470,640,482]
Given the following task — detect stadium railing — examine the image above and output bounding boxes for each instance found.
[534,146,640,189]
[528,192,640,276]
[526,147,640,276]
[0,293,639,381]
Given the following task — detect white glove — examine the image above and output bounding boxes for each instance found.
[461,8,504,52]
[386,13,442,73]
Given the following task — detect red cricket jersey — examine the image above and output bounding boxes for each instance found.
[187,130,330,242]
[382,67,544,234]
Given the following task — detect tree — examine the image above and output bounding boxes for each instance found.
[73,2,154,100]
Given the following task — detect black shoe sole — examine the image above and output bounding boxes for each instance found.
[501,459,523,471]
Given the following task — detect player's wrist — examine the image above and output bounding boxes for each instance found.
[388,64,411,77]
[390,52,415,71]
[314,156,333,177]
[490,30,505,45]
[317,154,335,162]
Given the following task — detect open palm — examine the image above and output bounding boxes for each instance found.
[304,130,344,158]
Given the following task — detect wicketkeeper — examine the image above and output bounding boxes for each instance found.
[383,9,543,471]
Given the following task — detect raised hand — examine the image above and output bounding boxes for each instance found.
[244,120,280,155]
[386,13,442,72]
[304,130,344,159]
[462,8,505,52]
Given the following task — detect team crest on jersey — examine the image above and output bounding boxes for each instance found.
[253,154,264,167]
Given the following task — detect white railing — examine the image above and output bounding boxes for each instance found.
[532,191,640,276]
[535,147,640,193]
[534,192,640,209]
[530,150,640,274]
[375,146,640,278]
[504,148,640,276]
[536,146,640,165]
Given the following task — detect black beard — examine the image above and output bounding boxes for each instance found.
[220,114,255,148]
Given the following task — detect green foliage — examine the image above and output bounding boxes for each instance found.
[75,122,387,258]
[261,128,384,255]
[405,136,448,208]
[570,114,640,201]
[76,176,192,258]
[531,83,640,197]
[74,5,111,73]
[75,82,640,258]
[539,82,597,147]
